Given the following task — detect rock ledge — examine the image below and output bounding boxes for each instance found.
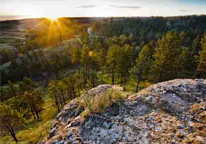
[41,79,206,144]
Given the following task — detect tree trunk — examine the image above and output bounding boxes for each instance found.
[78,67,81,74]
[123,76,126,84]
[0,96,3,102]
[58,94,63,107]
[6,122,18,143]
[28,104,36,120]
[158,71,163,82]
[120,74,123,84]
[11,134,18,143]
[55,96,60,112]
[62,92,66,104]
[78,85,81,97]
[193,69,199,78]
[111,69,114,85]
[72,86,76,99]
[45,76,49,88]
[32,104,40,120]
[10,131,18,143]
[194,71,202,78]
[136,76,141,92]
[83,66,87,88]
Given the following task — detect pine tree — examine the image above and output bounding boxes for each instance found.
[81,46,91,87]
[90,51,99,87]
[48,81,62,112]
[23,90,43,120]
[175,48,188,77]
[19,77,35,93]
[152,31,182,82]
[106,44,121,84]
[0,103,25,143]
[63,76,77,99]
[73,73,83,97]
[70,47,82,73]
[49,52,64,79]
[130,41,154,92]
[7,81,18,98]
[48,80,69,112]
[129,33,134,44]
[194,35,206,78]
[0,88,7,102]
[117,44,132,84]
[120,35,129,46]
[97,49,107,73]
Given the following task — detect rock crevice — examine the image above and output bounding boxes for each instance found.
[41,79,206,144]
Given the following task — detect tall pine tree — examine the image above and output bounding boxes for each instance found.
[130,41,155,92]
[152,31,182,82]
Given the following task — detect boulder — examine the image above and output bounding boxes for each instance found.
[41,79,206,144]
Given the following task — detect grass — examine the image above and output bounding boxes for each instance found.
[0,94,58,144]
[0,73,152,144]
[123,78,137,92]
[97,72,152,93]
[77,86,126,118]
[97,72,111,84]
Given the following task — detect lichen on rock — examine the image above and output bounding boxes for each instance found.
[40,79,206,144]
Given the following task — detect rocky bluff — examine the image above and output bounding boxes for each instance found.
[40,79,206,144]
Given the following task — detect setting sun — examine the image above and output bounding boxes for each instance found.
[48,15,59,21]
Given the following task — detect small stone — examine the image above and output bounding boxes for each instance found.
[48,127,56,138]
[155,127,162,132]
[177,125,184,129]
[196,136,205,143]
[103,122,111,129]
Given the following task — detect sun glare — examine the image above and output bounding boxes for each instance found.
[48,15,59,21]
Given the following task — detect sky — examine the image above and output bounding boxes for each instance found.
[0,0,206,19]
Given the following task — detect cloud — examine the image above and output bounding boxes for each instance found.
[180,9,190,12]
[76,5,97,8]
[110,5,141,9]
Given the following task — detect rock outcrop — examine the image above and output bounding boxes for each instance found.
[40,79,206,144]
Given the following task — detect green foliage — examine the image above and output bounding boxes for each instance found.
[0,94,57,144]
[152,31,183,82]
[70,47,82,65]
[5,95,28,117]
[48,80,64,112]
[48,75,80,112]
[106,44,121,84]
[0,87,7,102]
[130,40,155,92]
[195,35,206,77]
[0,49,14,65]
[97,49,107,72]
[1,16,206,143]
[7,81,18,98]
[0,103,25,142]
[19,77,35,93]
[117,44,132,84]
[24,90,44,120]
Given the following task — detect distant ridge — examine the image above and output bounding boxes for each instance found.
[0,15,32,21]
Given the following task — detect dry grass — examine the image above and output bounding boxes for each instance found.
[77,87,126,118]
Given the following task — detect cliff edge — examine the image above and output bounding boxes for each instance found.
[40,79,206,144]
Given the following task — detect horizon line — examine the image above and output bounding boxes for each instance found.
[0,14,206,21]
